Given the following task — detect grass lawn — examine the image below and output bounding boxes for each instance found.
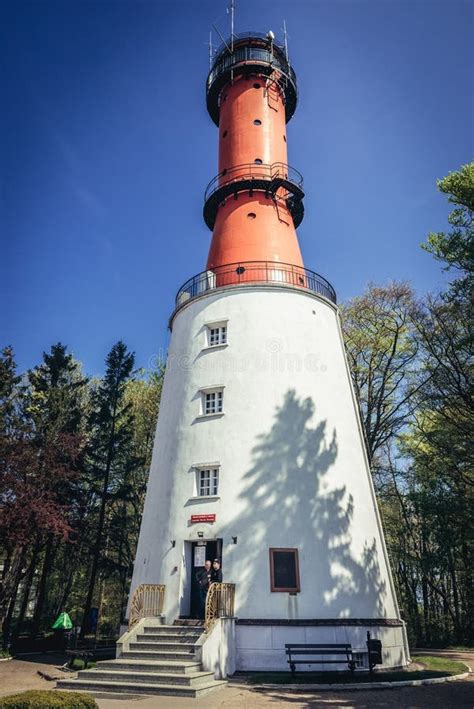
[245,655,469,685]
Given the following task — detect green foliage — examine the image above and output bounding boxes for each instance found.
[26,342,87,436]
[0,690,97,708]
[80,341,137,636]
[0,346,24,436]
[0,340,163,647]
[422,162,474,296]
[340,282,418,465]
[342,277,472,644]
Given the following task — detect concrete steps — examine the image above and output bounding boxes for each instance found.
[173,619,204,626]
[78,669,215,686]
[137,632,201,642]
[99,658,202,673]
[122,649,197,661]
[130,640,197,650]
[56,620,227,698]
[56,678,227,698]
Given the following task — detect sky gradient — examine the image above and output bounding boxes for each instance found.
[1,0,472,375]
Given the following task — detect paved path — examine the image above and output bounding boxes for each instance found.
[0,653,67,697]
[0,650,472,709]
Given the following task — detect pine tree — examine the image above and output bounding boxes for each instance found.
[80,341,135,637]
[26,343,87,638]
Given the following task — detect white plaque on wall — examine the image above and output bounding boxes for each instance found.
[194,545,206,567]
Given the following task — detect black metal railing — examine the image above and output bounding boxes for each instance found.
[212,31,287,58]
[203,162,305,230]
[206,35,298,125]
[174,261,336,313]
[208,43,296,91]
[204,162,303,204]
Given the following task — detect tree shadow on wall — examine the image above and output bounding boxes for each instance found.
[224,389,387,618]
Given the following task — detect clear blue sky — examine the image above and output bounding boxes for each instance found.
[1,0,472,376]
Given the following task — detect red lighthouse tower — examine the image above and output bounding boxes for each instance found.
[204,32,305,276]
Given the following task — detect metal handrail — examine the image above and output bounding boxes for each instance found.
[205,582,236,633]
[174,261,337,314]
[207,42,296,92]
[128,584,165,630]
[213,31,286,59]
[204,162,303,204]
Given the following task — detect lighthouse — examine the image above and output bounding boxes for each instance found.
[129,30,409,672]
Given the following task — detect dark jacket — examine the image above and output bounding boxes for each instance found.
[196,568,212,589]
[211,568,223,583]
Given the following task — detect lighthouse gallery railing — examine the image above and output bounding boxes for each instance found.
[174,261,337,312]
[204,162,303,204]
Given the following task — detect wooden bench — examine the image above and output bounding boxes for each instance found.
[285,643,356,675]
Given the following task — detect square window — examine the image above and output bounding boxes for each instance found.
[197,468,219,496]
[206,323,227,347]
[203,389,223,415]
[269,548,300,593]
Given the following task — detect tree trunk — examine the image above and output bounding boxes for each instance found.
[12,542,40,641]
[0,546,25,637]
[1,545,28,649]
[81,398,119,639]
[29,534,54,638]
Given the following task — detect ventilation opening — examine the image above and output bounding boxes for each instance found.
[254,158,263,164]
[253,83,261,89]
[222,130,228,138]
[247,212,256,219]
[222,168,227,175]
[283,135,287,142]
[254,119,262,125]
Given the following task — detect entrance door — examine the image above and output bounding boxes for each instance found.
[190,539,222,619]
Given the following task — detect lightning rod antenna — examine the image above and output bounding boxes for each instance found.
[283,19,289,63]
[209,30,213,69]
[230,0,235,52]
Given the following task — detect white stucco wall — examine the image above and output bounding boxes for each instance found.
[236,623,407,671]
[129,285,401,635]
[200,618,236,678]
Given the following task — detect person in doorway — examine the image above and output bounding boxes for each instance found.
[211,559,223,583]
[196,560,212,618]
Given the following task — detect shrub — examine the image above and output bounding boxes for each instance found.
[0,690,98,708]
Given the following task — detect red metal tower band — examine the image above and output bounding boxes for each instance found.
[204,33,304,271]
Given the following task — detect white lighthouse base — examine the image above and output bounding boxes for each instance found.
[130,284,409,672]
[235,620,408,671]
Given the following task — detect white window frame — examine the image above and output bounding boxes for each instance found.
[204,320,228,349]
[199,386,225,417]
[196,466,220,497]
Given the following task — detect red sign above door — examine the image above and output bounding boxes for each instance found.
[190,514,216,524]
